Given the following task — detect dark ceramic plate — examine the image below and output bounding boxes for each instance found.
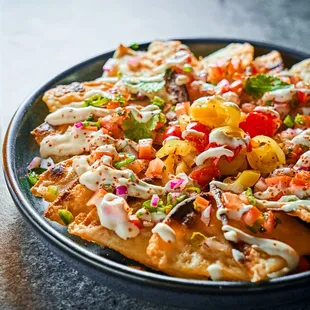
[3,39,310,309]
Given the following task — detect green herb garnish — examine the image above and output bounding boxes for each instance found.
[129,43,139,50]
[283,115,295,128]
[113,153,136,169]
[151,96,165,110]
[123,112,159,142]
[244,74,291,98]
[245,188,257,206]
[26,168,47,186]
[295,114,305,125]
[82,120,101,128]
[58,209,74,225]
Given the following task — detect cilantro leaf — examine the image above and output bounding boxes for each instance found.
[244,74,291,98]
[123,112,159,142]
[125,81,165,95]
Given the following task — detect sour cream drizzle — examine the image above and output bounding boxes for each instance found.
[45,106,110,126]
[294,150,310,170]
[78,164,165,199]
[209,127,249,149]
[222,225,299,279]
[95,193,140,240]
[291,129,310,147]
[195,146,234,166]
[40,126,104,158]
[127,104,161,123]
[152,223,176,243]
[254,106,280,118]
[262,86,295,103]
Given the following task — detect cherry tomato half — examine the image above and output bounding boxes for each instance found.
[163,125,182,140]
[239,111,279,138]
[189,162,220,188]
[184,122,211,152]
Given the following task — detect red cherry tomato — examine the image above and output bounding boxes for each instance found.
[239,111,280,138]
[163,125,182,140]
[184,122,211,152]
[298,90,310,104]
[189,162,220,188]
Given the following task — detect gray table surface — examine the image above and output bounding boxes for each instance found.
[1,0,310,309]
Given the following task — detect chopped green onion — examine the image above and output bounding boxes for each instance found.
[173,194,188,207]
[103,184,114,193]
[151,96,165,110]
[58,209,74,225]
[82,120,101,128]
[283,115,295,128]
[186,187,201,194]
[295,114,305,125]
[130,43,139,50]
[26,168,47,186]
[183,64,193,73]
[265,100,273,106]
[48,185,58,196]
[245,188,257,206]
[86,114,94,121]
[190,232,206,247]
[117,71,123,79]
[84,94,109,107]
[113,153,136,169]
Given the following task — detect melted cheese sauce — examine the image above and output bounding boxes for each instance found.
[95,193,140,240]
[79,164,165,199]
[222,225,299,279]
[152,223,176,243]
[127,104,161,123]
[195,146,234,166]
[45,106,110,126]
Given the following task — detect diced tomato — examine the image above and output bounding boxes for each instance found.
[194,196,210,211]
[295,256,310,273]
[101,127,109,134]
[153,131,164,145]
[262,211,275,234]
[189,162,220,188]
[295,170,310,182]
[223,192,243,210]
[175,101,190,117]
[229,80,243,94]
[83,126,99,131]
[106,101,120,110]
[184,122,211,152]
[239,111,280,138]
[129,214,143,229]
[145,158,166,179]
[265,176,292,188]
[297,90,310,104]
[217,79,230,93]
[163,125,182,140]
[242,207,262,227]
[138,139,153,160]
[99,115,120,136]
[126,159,146,175]
[291,178,307,187]
[86,189,107,206]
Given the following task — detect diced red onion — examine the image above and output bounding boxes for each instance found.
[298,166,310,171]
[170,178,184,190]
[151,194,159,207]
[201,206,212,226]
[27,157,41,170]
[116,185,128,197]
[75,122,83,128]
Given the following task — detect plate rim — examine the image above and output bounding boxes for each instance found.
[3,37,310,294]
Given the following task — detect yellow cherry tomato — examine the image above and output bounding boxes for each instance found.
[156,139,196,158]
[246,135,286,174]
[190,95,241,128]
[218,149,247,175]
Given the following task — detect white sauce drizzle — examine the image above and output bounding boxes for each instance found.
[262,87,295,103]
[207,263,223,281]
[45,106,110,126]
[256,197,310,213]
[79,164,165,199]
[254,185,282,200]
[209,127,250,149]
[152,223,176,243]
[291,129,310,147]
[271,167,295,177]
[254,106,280,118]
[127,104,161,123]
[222,225,299,279]
[195,146,234,166]
[95,193,140,240]
[72,156,90,176]
[40,126,103,158]
[294,150,310,170]
[232,249,245,262]
[175,74,190,86]
[210,180,244,194]
[182,129,204,140]
[224,204,252,221]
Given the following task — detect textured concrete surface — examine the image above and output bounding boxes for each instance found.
[1,0,310,309]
